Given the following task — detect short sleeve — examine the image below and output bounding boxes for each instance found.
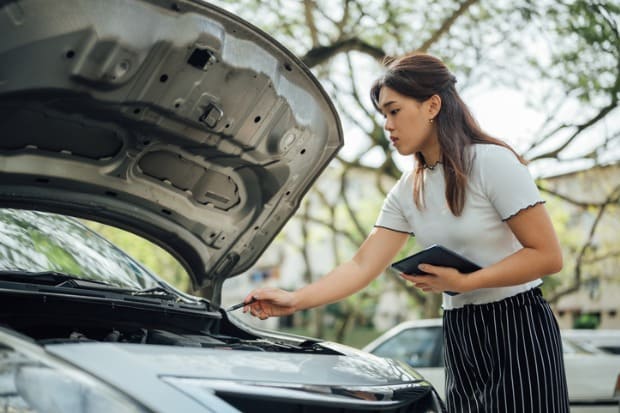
[477,145,544,220]
[374,175,414,234]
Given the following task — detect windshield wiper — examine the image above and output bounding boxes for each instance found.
[0,270,114,287]
[131,286,179,301]
[0,270,186,304]
[0,270,139,294]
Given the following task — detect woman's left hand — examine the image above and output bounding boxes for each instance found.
[400,263,469,294]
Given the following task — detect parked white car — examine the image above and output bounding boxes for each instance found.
[363,318,620,413]
[562,329,620,355]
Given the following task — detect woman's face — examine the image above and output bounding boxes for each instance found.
[377,86,439,157]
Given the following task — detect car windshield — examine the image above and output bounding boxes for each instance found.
[0,209,159,290]
[372,326,443,368]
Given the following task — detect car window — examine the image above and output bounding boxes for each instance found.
[0,209,159,290]
[371,326,443,368]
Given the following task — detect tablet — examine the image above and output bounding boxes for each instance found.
[391,245,481,296]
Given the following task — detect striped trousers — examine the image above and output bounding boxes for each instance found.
[443,288,569,413]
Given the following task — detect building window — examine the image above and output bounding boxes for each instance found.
[584,277,601,300]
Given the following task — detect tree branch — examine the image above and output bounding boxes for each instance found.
[340,167,368,240]
[547,185,620,302]
[528,2,620,162]
[299,201,314,285]
[418,0,479,52]
[303,0,319,47]
[582,249,620,265]
[537,183,619,208]
[301,37,386,68]
[529,100,619,161]
[387,271,426,304]
[295,212,359,246]
[345,52,376,121]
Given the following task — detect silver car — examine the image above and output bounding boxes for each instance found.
[0,0,444,412]
[363,319,620,413]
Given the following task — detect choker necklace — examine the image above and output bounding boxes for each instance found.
[423,161,441,170]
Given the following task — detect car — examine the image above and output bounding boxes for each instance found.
[363,318,620,413]
[0,0,445,412]
[561,329,620,355]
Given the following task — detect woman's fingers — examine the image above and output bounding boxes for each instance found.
[242,288,296,318]
[400,274,442,293]
[250,299,268,317]
[400,266,463,293]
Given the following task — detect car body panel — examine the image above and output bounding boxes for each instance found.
[47,342,423,386]
[0,0,344,293]
[0,327,235,413]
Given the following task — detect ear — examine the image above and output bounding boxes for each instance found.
[426,94,442,119]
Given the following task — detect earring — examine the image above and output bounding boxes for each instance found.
[429,118,434,123]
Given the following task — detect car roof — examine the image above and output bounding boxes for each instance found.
[362,318,443,352]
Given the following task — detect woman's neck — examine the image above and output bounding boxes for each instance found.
[421,148,441,168]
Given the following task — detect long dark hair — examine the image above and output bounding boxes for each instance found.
[370,53,525,216]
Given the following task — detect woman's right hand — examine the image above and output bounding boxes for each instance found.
[242,287,298,319]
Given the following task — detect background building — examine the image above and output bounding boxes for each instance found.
[544,164,620,329]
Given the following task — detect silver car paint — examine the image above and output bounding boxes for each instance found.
[0,0,343,295]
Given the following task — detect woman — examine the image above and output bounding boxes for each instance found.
[243,53,569,413]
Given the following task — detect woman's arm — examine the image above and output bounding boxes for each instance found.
[244,227,409,319]
[464,202,562,290]
[403,203,563,293]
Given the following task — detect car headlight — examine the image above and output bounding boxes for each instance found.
[13,365,145,413]
[163,377,446,413]
[0,329,149,413]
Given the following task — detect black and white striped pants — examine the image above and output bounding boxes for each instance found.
[443,288,569,413]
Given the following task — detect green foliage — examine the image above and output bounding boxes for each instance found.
[83,221,190,292]
[546,1,620,102]
[29,229,83,275]
[573,313,600,329]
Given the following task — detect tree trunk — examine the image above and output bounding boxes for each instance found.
[423,294,443,318]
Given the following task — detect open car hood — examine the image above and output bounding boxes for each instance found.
[0,0,343,291]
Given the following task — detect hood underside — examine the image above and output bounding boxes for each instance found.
[0,0,343,290]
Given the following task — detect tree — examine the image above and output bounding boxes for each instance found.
[212,0,620,326]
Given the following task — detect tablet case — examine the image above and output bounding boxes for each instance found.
[391,244,481,296]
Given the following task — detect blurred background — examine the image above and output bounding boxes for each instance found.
[92,0,619,349]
